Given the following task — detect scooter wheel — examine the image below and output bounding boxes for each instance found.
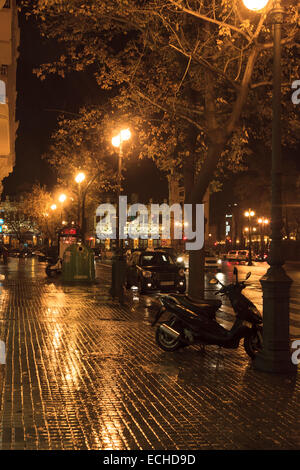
[155,324,182,352]
[244,328,263,359]
[46,265,58,278]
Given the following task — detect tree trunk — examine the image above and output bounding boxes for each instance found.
[187,138,225,301]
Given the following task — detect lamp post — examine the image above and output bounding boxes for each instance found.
[75,172,86,233]
[58,194,67,223]
[110,128,131,303]
[258,218,270,258]
[242,0,296,373]
[244,210,255,266]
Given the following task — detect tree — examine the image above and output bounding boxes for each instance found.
[20,185,61,245]
[26,0,299,299]
[4,210,35,244]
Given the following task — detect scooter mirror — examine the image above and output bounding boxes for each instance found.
[245,272,251,280]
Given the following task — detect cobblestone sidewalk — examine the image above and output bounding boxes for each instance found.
[0,261,299,450]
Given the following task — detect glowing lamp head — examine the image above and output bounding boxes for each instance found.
[245,211,250,217]
[51,204,57,211]
[242,0,270,11]
[250,211,255,217]
[112,128,131,148]
[59,194,67,203]
[75,172,85,184]
[258,218,263,224]
[264,219,270,224]
[120,128,131,142]
[112,135,121,148]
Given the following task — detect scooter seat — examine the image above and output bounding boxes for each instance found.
[170,295,221,317]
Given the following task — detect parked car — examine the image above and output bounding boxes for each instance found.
[226,250,239,261]
[8,248,21,258]
[176,251,222,270]
[176,252,189,269]
[237,250,249,262]
[255,252,268,262]
[126,250,186,294]
[204,250,222,270]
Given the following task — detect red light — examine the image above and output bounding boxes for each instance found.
[63,228,77,235]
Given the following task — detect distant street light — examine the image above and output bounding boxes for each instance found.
[75,172,86,184]
[51,204,57,211]
[244,210,255,266]
[258,217,270,257]
[242,0,296,373]
[58,194,67,222]
[74,170,102,242]
[111,128,132,252]
[110,128,132,303]
[75,172,86,230]
[59,194,67,203]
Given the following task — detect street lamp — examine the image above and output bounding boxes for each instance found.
[110,128,131,302]
[58,194,67,222]
[75,172,86,230]
[242,0,296,373]
[111,128,131,251]
[243,0,269,10]
[258,217,270,258]
[75,172,85,184]
[244,210,255,266]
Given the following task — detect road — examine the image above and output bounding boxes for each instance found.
[99,259,300,338]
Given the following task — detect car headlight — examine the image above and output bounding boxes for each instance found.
[142,270,152,278]
[179,268,185,277]
[217,259,222,264]
[177,256,183,263]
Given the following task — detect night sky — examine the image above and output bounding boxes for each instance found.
[3,12,168,202]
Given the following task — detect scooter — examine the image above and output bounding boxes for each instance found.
[152,267,263,359]
[46,258,62,277]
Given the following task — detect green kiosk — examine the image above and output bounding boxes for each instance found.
[62,243,95,283]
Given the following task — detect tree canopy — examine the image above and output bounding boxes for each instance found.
[24,0,300,300]
[25,0,299,202]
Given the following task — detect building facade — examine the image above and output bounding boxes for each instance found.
[0,0,19,194]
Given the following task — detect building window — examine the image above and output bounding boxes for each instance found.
[3,0,11,8]
[0,65,8,76]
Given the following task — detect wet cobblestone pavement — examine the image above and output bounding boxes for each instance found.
[0,258,299,450]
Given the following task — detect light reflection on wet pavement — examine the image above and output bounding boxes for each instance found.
[0,258,299,450]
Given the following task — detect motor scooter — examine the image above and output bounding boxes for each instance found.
[152,267,263,359]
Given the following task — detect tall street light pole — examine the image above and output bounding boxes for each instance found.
[58,194,67,224]
[110,128,131,303]
[244,210,255,266]
[242,0,296,373]
[75,171,102,244]
[75,172,85,230]
[258,217,269,258]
